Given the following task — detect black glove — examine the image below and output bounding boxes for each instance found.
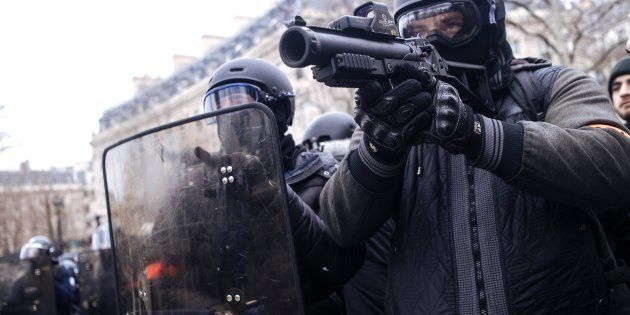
[354,63,481,155]
[419,80,481,155]
[236,153,279,205]
[194,147,279,205]
[427,82,525,179]
[351,63,524,187]
[376,64,524,180]
[354,65,436,154]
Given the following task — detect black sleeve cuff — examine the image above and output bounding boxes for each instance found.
[470,115,524,179]
[348,137,406,192]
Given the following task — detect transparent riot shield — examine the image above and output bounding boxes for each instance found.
[0,259,57,315]
[103,104,303,314]
[77,249,116,314]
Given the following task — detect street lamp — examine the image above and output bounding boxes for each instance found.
[52,195,64,253]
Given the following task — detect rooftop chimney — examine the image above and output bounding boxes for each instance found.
[20,160,30,172]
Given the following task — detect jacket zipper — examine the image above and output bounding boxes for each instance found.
[467,165,488,314]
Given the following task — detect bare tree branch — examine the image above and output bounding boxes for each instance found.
[580,0,625,34]
[505,0,554,33]
[567,1,588,54]
[506,19,562,57]
[506,0,627,74]
[587,38,627,72]
[570,28,585,64]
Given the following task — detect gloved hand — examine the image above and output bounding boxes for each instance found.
[356,63,480,155]
[236,153,279,205]
[354,64,523,181]
[353,65,436,155]
[193,147,279,205]
[424,77,525,178]
[419,80,480,155]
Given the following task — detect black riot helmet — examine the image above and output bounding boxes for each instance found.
[302,112,357,145]
[204,58,296,133]
[302,112,357,160]
[395,0,513,90]
[19,235,58,260]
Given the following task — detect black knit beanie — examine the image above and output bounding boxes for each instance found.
[609,56,630,96]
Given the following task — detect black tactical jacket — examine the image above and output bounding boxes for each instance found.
[288,140,395,315]
[285,149,339,212]
[284,146,365,310]
[320,59,630,314]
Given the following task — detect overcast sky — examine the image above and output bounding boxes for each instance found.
[0,0,276,170]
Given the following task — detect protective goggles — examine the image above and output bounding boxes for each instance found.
[398,1,482,47]
[203,83,295,114]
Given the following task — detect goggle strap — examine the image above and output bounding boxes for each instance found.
[480,1,505,24]
[473,3,494,25]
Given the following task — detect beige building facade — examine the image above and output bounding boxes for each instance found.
[0,161,93,255]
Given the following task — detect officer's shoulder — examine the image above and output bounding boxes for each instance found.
[297,149,339,177]
[285,150,338,185]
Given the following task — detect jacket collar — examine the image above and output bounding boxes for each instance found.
[284,150,338,185]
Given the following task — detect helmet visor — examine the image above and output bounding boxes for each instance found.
[398,1,481,47]
[204,83,261,114]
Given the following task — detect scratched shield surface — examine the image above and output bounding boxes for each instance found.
[103,104,302,314]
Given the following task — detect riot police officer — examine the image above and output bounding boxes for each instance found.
[14,236,79,315]
[202,58,365,313]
